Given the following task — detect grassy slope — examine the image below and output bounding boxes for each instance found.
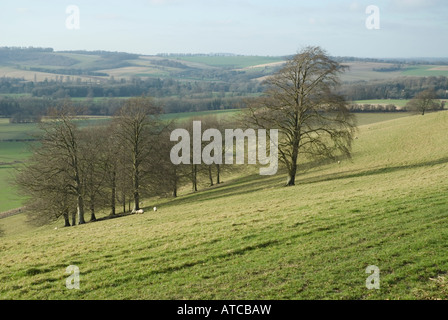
[1,111,447,299]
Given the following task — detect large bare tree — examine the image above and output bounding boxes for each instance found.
[244,46,357,186]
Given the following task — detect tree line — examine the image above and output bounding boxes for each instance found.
[338,76,448,101]
[15,97,237,226]
[0,95,244,123]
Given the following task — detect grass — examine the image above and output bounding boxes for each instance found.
[0,120,39,141]
[0,137,34,212]
[354,112,411,126]
[0,165,24,212]
[1,111,447,299]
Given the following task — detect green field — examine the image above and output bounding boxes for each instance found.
[402,65,448,77]
[1,111,447,299]
[0,166,24,213]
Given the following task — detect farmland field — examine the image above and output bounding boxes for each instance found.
[401,65,448,77]
[0,111,447,299]
[171,55,285,69]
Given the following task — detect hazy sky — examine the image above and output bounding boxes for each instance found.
[1,0,447,58]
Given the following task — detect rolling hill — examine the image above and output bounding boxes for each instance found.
[2,48,448,84]
[1,111,447,299]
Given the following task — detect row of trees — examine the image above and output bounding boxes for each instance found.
[15,98,235,226]
[5,74,445,102]
[0,95,242,121]
[348,103,401,112]
[339,76,448,101]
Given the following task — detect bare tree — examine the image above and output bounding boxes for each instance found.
[405,89,441,115]
[244,46,357,186]
[15,146,76,227]
[100,126,121,216]
[79,127,109,222]
[33,107,88,224]
[114,97,163,211]
[153,121,189,198]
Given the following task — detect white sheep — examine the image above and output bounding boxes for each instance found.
[131,209,144,214]
[153,207,157,212]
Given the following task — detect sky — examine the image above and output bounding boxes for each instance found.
[1,0,447,58]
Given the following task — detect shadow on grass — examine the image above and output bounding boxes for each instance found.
[80,156,448,227]
[156,171,287,210]
[157,156,448,210]
[92,212,134,223]
[298,156,448,186]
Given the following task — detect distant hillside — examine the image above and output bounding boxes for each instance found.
[1,47,447,117]
[2,47,448,83]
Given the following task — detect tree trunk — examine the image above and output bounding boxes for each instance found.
[133,167,140,211]
[208,166,214,186]
[286,134,300,186]
[110,171,116,216]
[286,172,296,186]
[90,201,96,222]
[216,164,221,184]
[63,210,71,227]
[172,167,178,197]
[77,195,85,224]
[71,210,77,226]
[287,150,299,186]
[192,164,198,192]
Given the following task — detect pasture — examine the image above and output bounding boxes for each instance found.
[1,111,447,299]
